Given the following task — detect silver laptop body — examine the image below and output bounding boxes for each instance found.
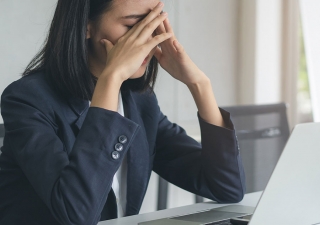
[249,122,320,225]
[140,122,320,225]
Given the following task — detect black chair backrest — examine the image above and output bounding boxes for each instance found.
[222,103,290,193]
[0,124,4,148]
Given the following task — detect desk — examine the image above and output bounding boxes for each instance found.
[98,192,262,225]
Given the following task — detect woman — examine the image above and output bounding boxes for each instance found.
[0,0,245,224]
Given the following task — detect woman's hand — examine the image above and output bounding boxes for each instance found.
[100,2,172,83]
[154,18,208,87]
[154,18,226,128]
[91,2,172,112]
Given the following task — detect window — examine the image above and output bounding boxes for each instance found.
[297,26,313,123]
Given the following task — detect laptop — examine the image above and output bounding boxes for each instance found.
[139,122,320,225]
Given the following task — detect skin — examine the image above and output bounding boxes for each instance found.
[88,0,225,128]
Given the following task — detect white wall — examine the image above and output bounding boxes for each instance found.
[238,0,284,105]
[0,0,57,123]
[255,0,283,104]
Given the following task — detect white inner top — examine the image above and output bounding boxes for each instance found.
[113,92,127,217]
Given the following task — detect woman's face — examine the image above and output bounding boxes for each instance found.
[87,0,160,79]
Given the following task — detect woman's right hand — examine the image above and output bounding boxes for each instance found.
[91,2,171,111]
[100,2,172,83]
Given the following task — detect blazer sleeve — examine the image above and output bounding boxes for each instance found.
[153,109,246,203]
[1,83,139,225]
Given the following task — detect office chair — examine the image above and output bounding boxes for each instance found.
[0,101,3,148]
[0,123,4,148]
[157,177,169,210]
[157,103,290,209]
[222,103,290,193]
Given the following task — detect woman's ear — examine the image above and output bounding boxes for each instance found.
[86,23,92,39]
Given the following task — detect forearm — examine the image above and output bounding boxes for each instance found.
[187,75,225,128]
[90,70,123,111]
[154,110,245,203]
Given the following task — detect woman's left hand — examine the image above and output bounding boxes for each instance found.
[154,17,207,86]
[154,17,226,128]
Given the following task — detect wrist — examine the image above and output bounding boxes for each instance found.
[90,70,123,112]
[99,67,124,83]
[99,68,124,88]
[186,74,211,92]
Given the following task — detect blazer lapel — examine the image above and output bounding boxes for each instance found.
[121,89,151,216]
[67,96,89,132]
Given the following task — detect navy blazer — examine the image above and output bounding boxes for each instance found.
[0,72,245,225]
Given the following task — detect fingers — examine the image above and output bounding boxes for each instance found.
[156,20,167,35]
[157,18,181,53]
[160,18,175,48]
[153,47,162,61]
[137,12,168,42]
[163,18,174,34]
[155,21,172,52]
[145,32,173,52]
[173,40,184,53]
[101,39,114,53]
[132,2,165,37]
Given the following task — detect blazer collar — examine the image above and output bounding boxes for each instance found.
[67,95,89,131]
[67,95,89,116]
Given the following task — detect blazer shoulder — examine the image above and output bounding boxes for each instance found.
[1,72,59,117]
[3,72,52,97]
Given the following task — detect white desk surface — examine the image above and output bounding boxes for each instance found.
[98,192,262,225]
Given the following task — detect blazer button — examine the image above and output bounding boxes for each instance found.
[112,151,120,160]
[119,135,128,144]
[115,143,123,152]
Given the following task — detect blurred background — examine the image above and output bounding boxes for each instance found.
[0,0,316,214]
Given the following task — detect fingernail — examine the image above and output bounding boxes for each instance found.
[157,2,164,8]
[162,12,168,16]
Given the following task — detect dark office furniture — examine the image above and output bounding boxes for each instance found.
[223,103,290,193]
[157,177,169,210]
[157,103,290,209]
[0,123,4,148]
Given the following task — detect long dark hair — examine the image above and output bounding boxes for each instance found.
[22,0,158,100]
